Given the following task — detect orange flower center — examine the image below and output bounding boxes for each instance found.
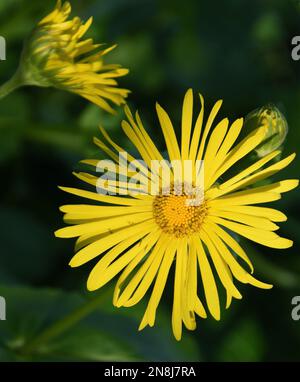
[153,186,207,237]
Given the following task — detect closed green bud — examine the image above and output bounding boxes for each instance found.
[244,104,288,157]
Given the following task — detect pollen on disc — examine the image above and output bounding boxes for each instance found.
[153,184,207,237]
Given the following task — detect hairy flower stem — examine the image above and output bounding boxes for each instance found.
[0,71,24,99]
[19,290,110,356]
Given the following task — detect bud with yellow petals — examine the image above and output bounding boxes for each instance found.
[0,0,129,113]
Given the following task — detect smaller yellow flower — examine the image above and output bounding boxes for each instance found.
[19,0,129,112]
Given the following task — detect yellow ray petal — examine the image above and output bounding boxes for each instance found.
[113,231,162,306]
[204,118,229,183]
[189,94,204,163]
[93,137,119,163]
[211,179,298,204]
[212,174,298,200]
[75,231,105,252]
[194,297,207,318]
[98,126,151,182]
[116,237,166,307]
[204,220,253,272]
[193,236,220,320]
[122,240,168,307]
[121,120,153,168]
[209,209,279,231]
[181,89,194,161]
[68,220,156,267]
[139,240,177,330]
[235,179,299,195]
[156,103,181,161]
[210,190,281,206]
[208,216,293,249]
[225,153,296,192]
[205,223,272,289]
[197,99,223,162]
[215,118,244,162]
[172,239,185,341]
[87,230,152,290]
[58,186,153,206]
[213,205,287,222]
[55,211,153,238]
[181,238,197,331]
[222,259,239,309]
[72,171,150,199]
[206,127,265,189]
[60,204,151,216]
[81,93,116,114]
[207,150,281,199]
[60,204,153,223]
[200,229,242,301]
[94,238,159,291]
[74,16,93,39]
[135,110,164,161]
[186,240,198,311]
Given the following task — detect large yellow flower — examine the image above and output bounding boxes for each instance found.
[55,89,298,340]
[20,0,129,113]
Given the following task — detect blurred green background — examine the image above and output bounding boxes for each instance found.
[0,0,300,361]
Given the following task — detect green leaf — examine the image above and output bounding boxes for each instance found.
[36,326,138,362]
[216,318,266,361]
[0,285,202,361]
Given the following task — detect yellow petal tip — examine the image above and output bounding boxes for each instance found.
[69,258,79,268]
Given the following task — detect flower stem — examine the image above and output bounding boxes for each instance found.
[0,71,24,99]
[20,290,110,356]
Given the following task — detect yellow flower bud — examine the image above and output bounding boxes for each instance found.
[19,0,129,113]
